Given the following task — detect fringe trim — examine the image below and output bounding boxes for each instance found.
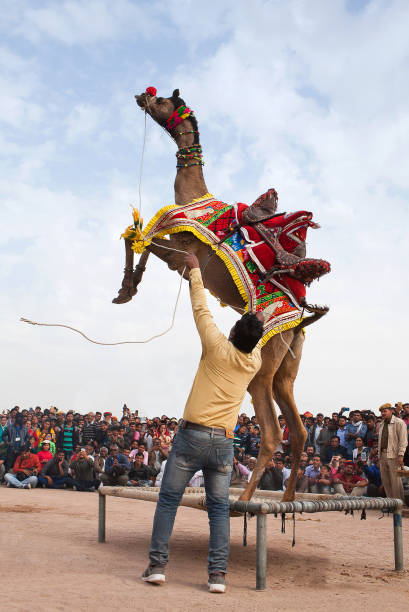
[152,224,249,307]
[260,317,303,347]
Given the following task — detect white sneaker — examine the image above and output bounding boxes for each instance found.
[208,573,226,593]
[141,565,166,584]
[25,483,31,490]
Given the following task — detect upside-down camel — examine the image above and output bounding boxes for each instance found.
[113,87,329,502]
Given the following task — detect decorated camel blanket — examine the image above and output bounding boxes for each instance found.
[122,194,317,346]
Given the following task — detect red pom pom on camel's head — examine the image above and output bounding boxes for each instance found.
[145,86,157,97]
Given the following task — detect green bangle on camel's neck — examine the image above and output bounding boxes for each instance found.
[172,120,208,206]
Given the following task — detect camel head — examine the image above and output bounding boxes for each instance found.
[135,87,199,141]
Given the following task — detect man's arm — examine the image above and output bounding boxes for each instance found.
[184,253,224,351]
[396,421,408,465]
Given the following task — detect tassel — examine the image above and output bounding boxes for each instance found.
[281,513,286,534]
[292,512,296,547]
[361,508,366,521]
[243,512,247,547]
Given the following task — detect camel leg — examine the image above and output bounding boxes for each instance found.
[239,334,291,502]
[273,330,306,502]
[132,250,150,291]
[112,240,135,304]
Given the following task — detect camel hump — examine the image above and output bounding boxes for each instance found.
[242,188,279,225]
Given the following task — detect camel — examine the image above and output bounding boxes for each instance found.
[113,87,329,502]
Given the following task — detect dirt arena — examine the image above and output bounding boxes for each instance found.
[2,488,408,611]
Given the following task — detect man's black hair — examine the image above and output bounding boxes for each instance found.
[231,313,264,353]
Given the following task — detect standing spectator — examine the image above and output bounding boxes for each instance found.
[324,436,347,463]
[345,411,367,459]
[246,426,261,457]
[4,446,41,489]
[3,414,30,470]
[308,413,324,454]
[365,415,378,448]
[81,413,97,445]
[336,415,348,448]
[38,450,71,489]
[58,412,79,459]
[100,444,130,486]
[107,427,125,450]
[378,403,408,502]
[316,419,338,461]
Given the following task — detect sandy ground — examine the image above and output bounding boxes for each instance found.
[1,488,409,612]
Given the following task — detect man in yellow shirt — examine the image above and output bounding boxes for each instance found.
[142,253,264,593]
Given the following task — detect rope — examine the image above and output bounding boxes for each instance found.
[279,330,296,359]
[137,111,148,220]
[20,263,186,346]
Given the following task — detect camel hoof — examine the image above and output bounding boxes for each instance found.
[112,290,134,304]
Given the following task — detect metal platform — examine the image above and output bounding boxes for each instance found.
[97,486,404,590]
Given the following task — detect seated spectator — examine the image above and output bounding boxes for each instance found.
[230,456,250,488]
[352,436,370,463]
[38,450,72,489]
[315,464,333,493]
[362,450,384,497]
[258,458,283,491]
[333,461,368,496]
[100,444,130,486]
[329,455,342,477]
[283,466,308,493]
[70,449,99,492]
[94,446,108,479]
[128,453,154,487]
[36,440,53,471]
[4,445,41,489]
[325,436,347,463]
[305,454,322,493]
[148,438,168,476]
[247,457,258,482]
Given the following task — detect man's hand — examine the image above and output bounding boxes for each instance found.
[46,475,52,486]
[397,456,404,467]
[184,252,200,270]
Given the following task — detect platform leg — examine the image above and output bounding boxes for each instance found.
[99,493,106,543]
[256,513,267,590]
[393,510,403,571]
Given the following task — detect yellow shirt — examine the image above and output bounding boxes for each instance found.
[183,268,262,434]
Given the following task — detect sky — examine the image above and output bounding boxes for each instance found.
[1,0,408,418]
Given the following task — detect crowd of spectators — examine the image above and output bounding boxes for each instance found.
[1,403,408,503]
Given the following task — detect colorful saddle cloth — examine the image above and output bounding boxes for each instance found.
[123,194,321,346]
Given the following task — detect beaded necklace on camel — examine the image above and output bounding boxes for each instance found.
[166,104,205,168]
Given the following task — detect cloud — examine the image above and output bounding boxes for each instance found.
[13,0,159,46]
[1,0,408,417]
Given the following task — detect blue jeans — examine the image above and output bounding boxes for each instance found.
[37,474,73,489]
[5,473,38,488]
[149,428,233,574]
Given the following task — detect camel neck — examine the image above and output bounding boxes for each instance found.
[171,119,209,206]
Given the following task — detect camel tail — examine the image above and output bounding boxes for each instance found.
[295,307,329,332]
